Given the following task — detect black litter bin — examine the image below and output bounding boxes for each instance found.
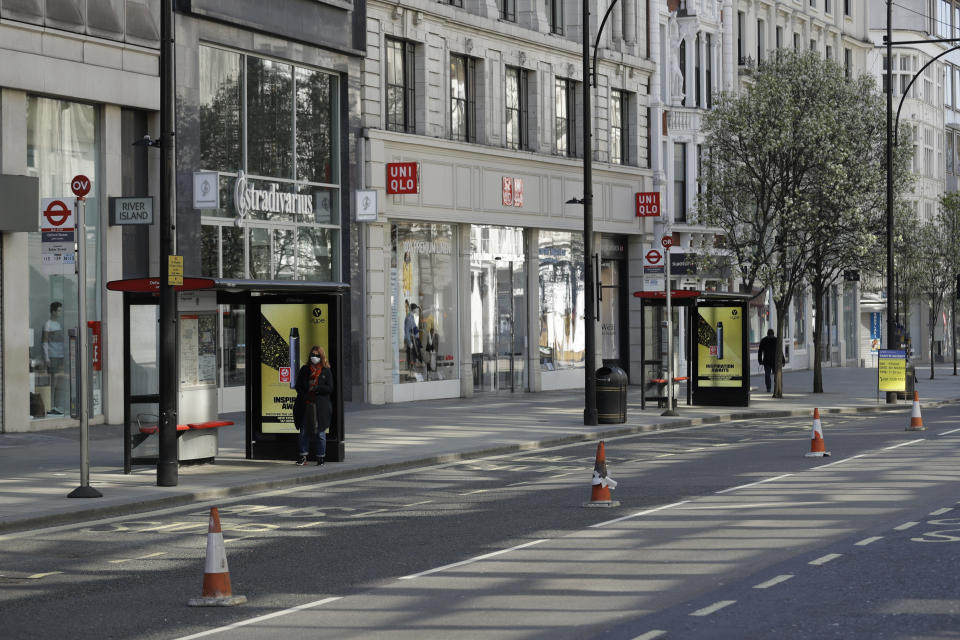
[898,362,916,400]
[596,366,628,424]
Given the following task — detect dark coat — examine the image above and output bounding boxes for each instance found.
[758,335,778,367]
[293,364,334,431]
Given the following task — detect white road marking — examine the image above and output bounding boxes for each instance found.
[293,521,324,529]
[350,509,388,518]
[590,501,691,529]
[108,551,166,564]
[715,474,793,494]
[884,439,925,450]
[929,508,952,516]
[27,572,62,579]
[654,453,675,458]
[813,454,867,469]
[894,521,919,531]
[173,597,342,640]
[402,500,434,508]
[399,539,547,580]
[855,537,883,546]
[809,553,842,566]
[459,489,490,496]
[548,473,574,478]
[506,482,528,487]
[938,428,960,436]
[681,502,824,510]
[753,574,794,589]
[690,600,736,616]
[632,631,668,640]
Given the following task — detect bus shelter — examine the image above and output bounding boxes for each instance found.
[108,277,349,472]
[635,290,752,409]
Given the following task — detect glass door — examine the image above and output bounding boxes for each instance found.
[472,258,527,393]
[219,303,246,413]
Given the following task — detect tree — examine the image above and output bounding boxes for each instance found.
[940,193,960,374]
[699,51,895,398]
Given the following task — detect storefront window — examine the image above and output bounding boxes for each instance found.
[198,45,340,282]
[793,292,807,349]
[844,283,857,360]
[538,230,584,370]
[392,223,458,383]
[26,96,101,420]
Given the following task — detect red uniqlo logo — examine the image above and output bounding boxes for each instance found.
[386,162,419,194]
[279,367,291,383]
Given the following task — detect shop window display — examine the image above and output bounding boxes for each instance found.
[538,230,585,370]
[26,96,102,420]
[392,224,458,383]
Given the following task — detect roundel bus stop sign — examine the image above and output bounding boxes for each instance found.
[40,198,76,242]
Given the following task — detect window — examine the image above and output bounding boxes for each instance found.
[697,143,704,195]
[498,0,515,21]
[695,33,702,106]
[757,20,764,62]
[947,64,954,108]
[809,0,815,7]
[610,89,628,164]
[844,48,852,78]
[948,130,955,174]
[844,0,850,16]
[794,33,800,51]
[674,142,687,222]
[810,39,816,52]
[386,39,416,133]
[538,231,585,371]
[450,54,477,142]
[548,0,563,34]
[440,0,463,6]
[776,26,783,49]
[940,0,952,39]
[825,0,831,13]
[737,12,745,63]
[679,39,687,104]
[505,66,528,150]
[555,77,577,156]
[705,34,713,108]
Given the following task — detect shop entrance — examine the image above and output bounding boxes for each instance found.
[470,226,526,393]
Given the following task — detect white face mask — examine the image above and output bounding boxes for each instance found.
[310,356,321,364]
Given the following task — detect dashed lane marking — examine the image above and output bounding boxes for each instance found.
[715,473,793,495]
[108,552,167,564]
[929,508,952,516]
[0,571,64,579]
[809,553,842,566]
[632,631,668,640]
[894,521,920,531]
[398,539,548,580]
[753,574,794,589]
[690,600,736,616]
[173,597,343,640]
[813,454,867,469]
[855,537,883,546]
[590,501,691,529]
[459,489,490,496]
[402,500,434,508]
[884,439,925,450]
[938,428,960,436]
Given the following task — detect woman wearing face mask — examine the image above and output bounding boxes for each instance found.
[293,345,333,466]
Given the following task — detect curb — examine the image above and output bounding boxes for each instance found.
[2,398,955,535]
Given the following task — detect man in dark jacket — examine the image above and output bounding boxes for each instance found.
[758,329,778,393]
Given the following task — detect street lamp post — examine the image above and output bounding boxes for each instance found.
[582,0,598,426]
[157,0,178,486]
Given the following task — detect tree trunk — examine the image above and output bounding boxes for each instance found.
[773,301,789,399]
[929,302,936,380]
[811,282,824,393]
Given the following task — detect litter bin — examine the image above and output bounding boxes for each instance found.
[898,362,916,400]
[596,366,628,424]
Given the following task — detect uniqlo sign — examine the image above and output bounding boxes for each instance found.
[636,192,661,217]
[386,162,419,194]
[502,177,524,207]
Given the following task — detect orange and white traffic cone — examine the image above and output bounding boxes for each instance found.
[583,441,620,507]
[804,408,831,458]
[187,507,247,607]
[906,390,926,431]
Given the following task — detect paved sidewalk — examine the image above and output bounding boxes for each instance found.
[1,365,957,533]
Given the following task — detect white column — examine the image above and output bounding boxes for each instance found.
[365,220,388,404]
[526,228,541,392]
[1,89,30,432]
[623,0,637,44]
[102,105,125,424]
[458,224,473,398]
[722,1,735,91]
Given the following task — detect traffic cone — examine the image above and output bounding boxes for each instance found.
[187,507,247,607]
[804,408,831,458]
[906,390,926,431]
[583,441,620,507]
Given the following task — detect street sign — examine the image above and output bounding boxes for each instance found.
[193,171,220,209]
[40,198,75,243]
[168,255,184,286]
[661,235,674,249]
[635,192,661,217]
[109,197,154,225]
[71,175,91,198]
[644,248,663,267]
[106,277,216,292]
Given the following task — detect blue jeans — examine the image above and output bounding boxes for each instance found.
[298,422,327,460]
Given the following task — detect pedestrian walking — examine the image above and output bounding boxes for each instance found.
[758,329,778,394]
[293,345,334,466]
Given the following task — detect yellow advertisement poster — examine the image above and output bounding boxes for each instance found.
[696,306,743,387]
[877,350,906,392]
[260,303,330,434]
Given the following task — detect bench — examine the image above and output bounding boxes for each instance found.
[648,377,688,409]
[132,416,234,464]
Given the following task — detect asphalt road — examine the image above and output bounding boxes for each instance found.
[2,407,959,639]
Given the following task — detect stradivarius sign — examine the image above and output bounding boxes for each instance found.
[233,170,315,225]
